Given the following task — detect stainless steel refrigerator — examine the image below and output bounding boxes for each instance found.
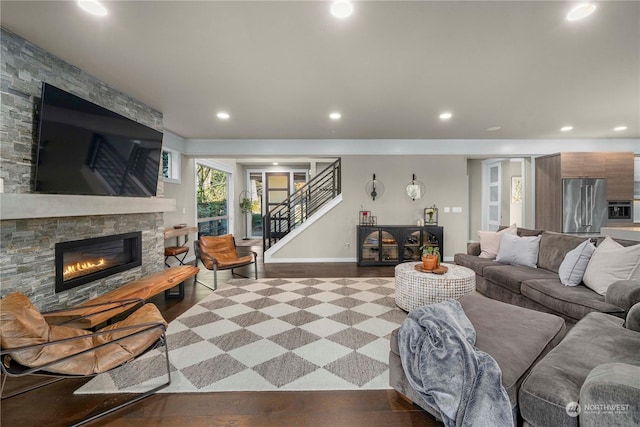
[562,178,607,234]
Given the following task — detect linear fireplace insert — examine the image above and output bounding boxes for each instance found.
[55,231,142,293]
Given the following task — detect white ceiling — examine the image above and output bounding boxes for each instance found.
[1,1,639,140]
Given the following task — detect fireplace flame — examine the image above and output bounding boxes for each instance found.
[63,258,107,280]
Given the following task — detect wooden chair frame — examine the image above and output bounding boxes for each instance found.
[0,299,171,426]
[193,238,258,290]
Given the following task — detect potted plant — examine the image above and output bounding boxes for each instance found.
[420,245,438,270]
[239,194,252,240]
[240,197,252,214]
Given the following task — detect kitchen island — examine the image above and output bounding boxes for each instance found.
[600,226,640,242]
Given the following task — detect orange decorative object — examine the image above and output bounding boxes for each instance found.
[422,255,438,270]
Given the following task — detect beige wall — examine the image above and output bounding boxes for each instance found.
[271,155,469,261]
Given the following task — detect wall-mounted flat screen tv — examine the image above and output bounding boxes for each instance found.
[35,83,163,197]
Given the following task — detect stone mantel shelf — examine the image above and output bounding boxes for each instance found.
[0,193,176,220]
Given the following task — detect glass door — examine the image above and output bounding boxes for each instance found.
[483,160,502,231]
[265,173,290,238]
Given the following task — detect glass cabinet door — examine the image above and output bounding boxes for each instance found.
[403,230,421,261]
[422,230,440,252]
[380,231,398,262]
[362,231,380,262]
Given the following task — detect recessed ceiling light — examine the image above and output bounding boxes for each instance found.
[439,112,452,120]
[331,1,354,19]
[613,126,627,132]
[566,3,597,21]
[486,126,502,132]
[272,162,279,166]
[329,112,342,120]
[77,0,108,16]
[216,112,230,120]
[561,126,573,132]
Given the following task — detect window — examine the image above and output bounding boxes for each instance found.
[196,162,230,237]
[162,149,181,183]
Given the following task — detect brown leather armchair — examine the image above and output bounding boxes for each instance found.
[0,292,171,426]
[193,234,257,290]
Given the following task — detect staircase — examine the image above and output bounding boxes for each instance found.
[263,159,341,251]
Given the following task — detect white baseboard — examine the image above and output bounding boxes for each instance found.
[267,257,358,263]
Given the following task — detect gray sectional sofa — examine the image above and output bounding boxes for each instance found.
[519,305,640,427]
[389,228,640,426]
[454,228,640,324]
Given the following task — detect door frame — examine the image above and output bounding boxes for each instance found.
[482,159,503,231]
[245,168,309,238]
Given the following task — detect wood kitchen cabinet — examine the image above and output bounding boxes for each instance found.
[535,152,635,232]
[605,152,634,200]
[560,152,605,178]
[535,154,563,232]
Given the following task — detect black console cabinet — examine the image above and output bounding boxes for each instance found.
[357,225,444,266]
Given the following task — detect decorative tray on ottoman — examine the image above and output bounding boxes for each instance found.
[414,264,448,275]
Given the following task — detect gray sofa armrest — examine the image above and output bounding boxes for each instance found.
[579,363,640,427]
[625,303,640,332]
[605,280,640,311]
[467,241,481,256]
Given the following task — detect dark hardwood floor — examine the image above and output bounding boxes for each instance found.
[2,250,441,427]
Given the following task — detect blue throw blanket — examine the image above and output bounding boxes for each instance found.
[398,300,513,427]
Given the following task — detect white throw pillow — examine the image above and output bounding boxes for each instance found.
[583,237,640,295]
[478,224,517,259]
[496,233,541,268]
[558,240,596,286]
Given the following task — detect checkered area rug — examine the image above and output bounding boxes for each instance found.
[76,277,407,394]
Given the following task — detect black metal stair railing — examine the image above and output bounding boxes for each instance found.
[263,159,341,251]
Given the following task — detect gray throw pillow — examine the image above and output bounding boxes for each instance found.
[495,233,541,268]
[558,239,595,286]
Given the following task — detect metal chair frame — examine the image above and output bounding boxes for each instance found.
[0,299,171,426]
[193,238,258,290]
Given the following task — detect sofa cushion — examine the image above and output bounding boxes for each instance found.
[458,294,565,407]
[496,233,541,268]
[478,224,517,259]
[521,279,625,322]
[537,232,589,273]
[453,253,498,275]
[519,312,640,427]
[558,239,595,286]
[483,264,558,294]
[498,226,544,237]
[583,236,640,296]
[390,293,565,408]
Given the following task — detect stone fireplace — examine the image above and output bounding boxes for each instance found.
[0,29,174,311]
[55,231,142,293]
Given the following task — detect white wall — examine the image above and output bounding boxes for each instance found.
[271,155,469,261]
[163,156,196,229]
[467,160,483,241]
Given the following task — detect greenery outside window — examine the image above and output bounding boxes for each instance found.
[197,161,231,237]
